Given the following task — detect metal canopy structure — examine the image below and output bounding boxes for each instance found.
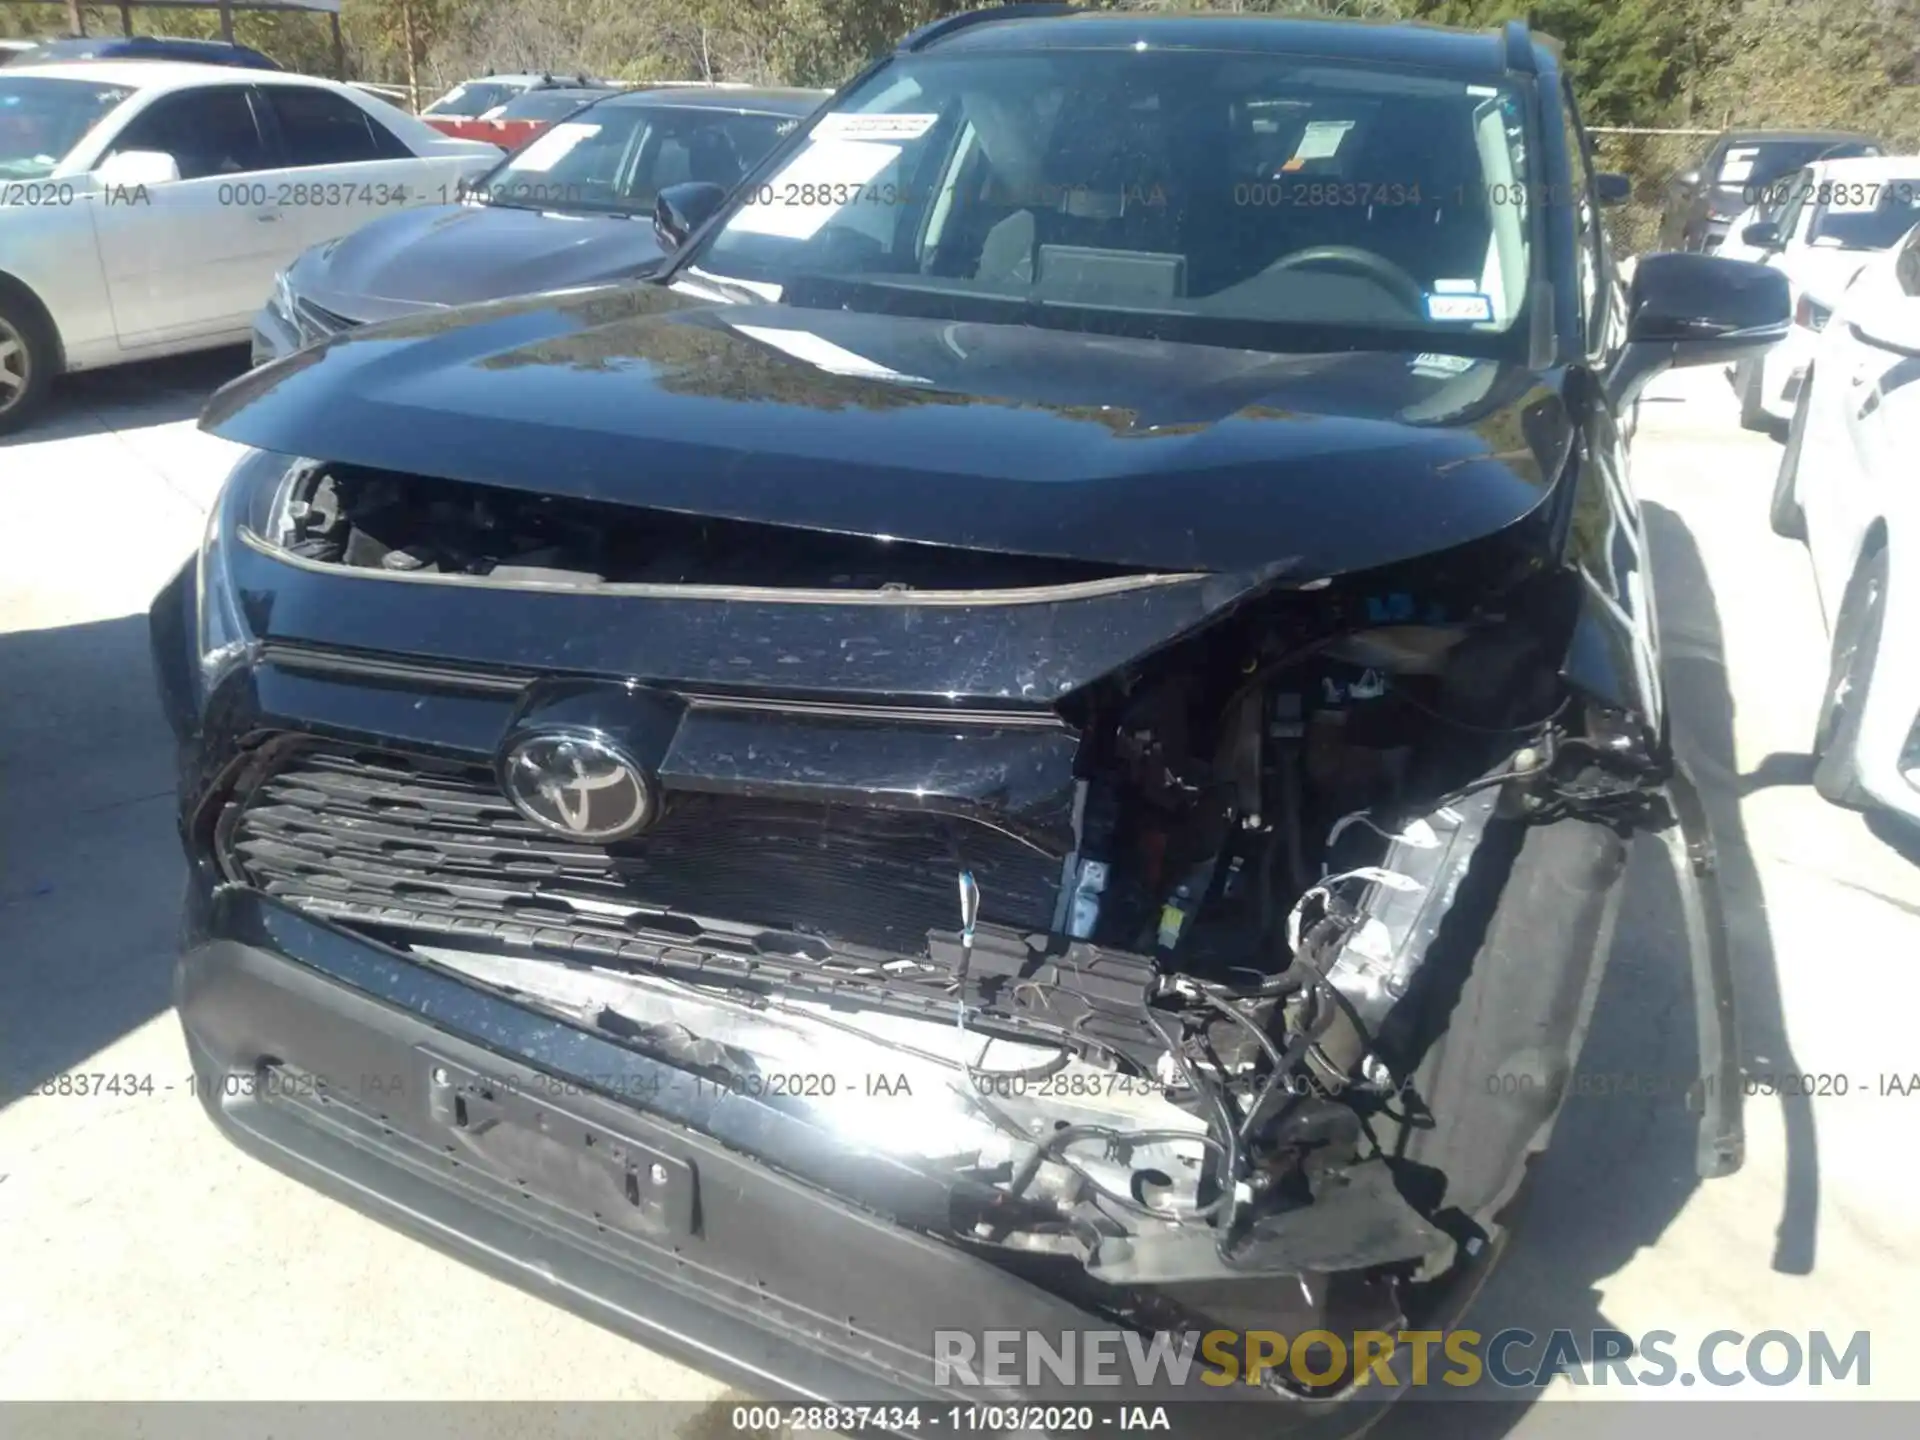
[3,0,345,76]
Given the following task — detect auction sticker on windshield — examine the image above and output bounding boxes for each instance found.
[1291,119,1356,162]
[1719,146,1760,183]
[813,112,939,141]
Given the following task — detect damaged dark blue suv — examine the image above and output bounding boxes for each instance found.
[152,7,1787,1423]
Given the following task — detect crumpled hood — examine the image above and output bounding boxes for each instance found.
[294,203,663,314]
[204,282,1573,578]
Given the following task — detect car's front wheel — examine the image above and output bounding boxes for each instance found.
[1770,375,1810,540]
[1813,546,1888,808]
[0,285,56,436]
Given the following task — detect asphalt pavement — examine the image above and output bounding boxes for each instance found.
[2,352,1916,1429]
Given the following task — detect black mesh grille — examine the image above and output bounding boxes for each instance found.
[223,745,1061,958]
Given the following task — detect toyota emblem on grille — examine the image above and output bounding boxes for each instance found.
[500,732,655,842]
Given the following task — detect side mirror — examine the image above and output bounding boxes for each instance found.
[95,148,180,187]
[1740,220,1783,251]
[653,181,728,252]
[1607,252,1790,409]
[1595,172,1632,207]
[1673,167,1702,193]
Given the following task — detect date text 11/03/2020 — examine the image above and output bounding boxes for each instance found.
[729,1405,1171,1434]
[1490,1069,1920,1099]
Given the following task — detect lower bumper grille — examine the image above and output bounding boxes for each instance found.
[221,744,1062,961]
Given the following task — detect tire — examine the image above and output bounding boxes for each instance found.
[1812,546,1888,809]
[1736,356,1768,431]
[1770,377,1810,540]
[1387,817,1627,1243]
[0,286,57,437]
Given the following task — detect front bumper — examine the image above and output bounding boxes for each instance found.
[176,878,1396,1430]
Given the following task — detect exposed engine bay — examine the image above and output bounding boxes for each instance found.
[223,461,1684,1376]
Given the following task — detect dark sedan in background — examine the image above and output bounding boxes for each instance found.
[252,85,823,363]
[1658,127,1882,252]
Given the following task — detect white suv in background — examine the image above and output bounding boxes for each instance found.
[1730,154,1920,431]
[0,60,499,433]
[1770,221,1920,822]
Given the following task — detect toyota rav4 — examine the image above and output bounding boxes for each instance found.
[152,7,1786,1424]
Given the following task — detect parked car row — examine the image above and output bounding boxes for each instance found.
[0,60,502,431]
[1650,127,1920,832]
[1656,127,1882,254]
[0,33,281,70]
[0,58,822,432]
[253,85,819,360]
[1765,200,1920,826]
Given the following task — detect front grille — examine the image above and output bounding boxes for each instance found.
[222,744,1062,962]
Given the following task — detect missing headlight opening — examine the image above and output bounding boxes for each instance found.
[208,459,1675,1386]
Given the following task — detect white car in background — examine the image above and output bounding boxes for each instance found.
[1730,154,1920,432]
[1770,222,1920,823]
[0,60,499,433]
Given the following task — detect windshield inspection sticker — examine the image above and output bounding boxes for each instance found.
[813,112,939,142]
[510,122,600,173]
[1424,291,1495,323]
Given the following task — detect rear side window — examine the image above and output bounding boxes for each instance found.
[107,85,270,180]
[264,86,412,166]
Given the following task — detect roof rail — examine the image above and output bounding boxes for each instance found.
[1502,19,1536,74]
[899,3,1080,53]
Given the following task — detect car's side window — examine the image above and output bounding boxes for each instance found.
[1774,169,1813,245]
[263,86,412,167]
[103,86,270,180]
[1557,84,1603,350]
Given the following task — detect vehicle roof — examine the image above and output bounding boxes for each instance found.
[1805,154,1920,180]
[503,87,610,103]
[1720,128,1881,146]
[3,59,343,90]
[30,34,266,53]
[921,12,1519,78]
[599,85,825,114]
[474,73,611,86]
